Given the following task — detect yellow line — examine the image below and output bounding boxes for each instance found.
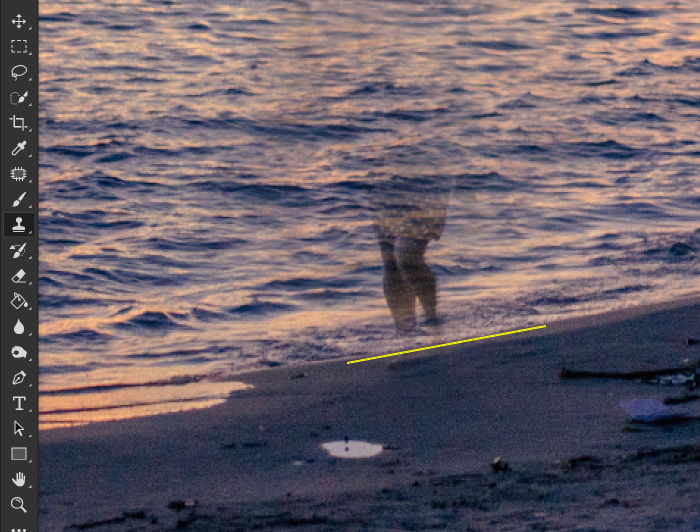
[346,324,547,364]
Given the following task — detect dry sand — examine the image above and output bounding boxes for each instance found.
[40,297,700,531]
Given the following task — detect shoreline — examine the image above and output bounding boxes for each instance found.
[40,296,700,530]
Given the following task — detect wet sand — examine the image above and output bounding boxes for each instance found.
[40,297,700,530]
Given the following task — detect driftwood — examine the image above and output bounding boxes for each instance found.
[664,394,700,405]
[560,365,697,381]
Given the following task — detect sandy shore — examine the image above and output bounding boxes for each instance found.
[40,297,700,531]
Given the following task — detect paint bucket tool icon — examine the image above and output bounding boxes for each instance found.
[11,292,28,309]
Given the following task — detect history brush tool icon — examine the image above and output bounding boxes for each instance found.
[11,140,27,156]
[11,292,29,309]
[10,242,27,258]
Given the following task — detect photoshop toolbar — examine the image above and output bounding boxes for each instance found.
[2,2,37,531]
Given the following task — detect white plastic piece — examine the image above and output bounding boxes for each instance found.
[321,440,384,458]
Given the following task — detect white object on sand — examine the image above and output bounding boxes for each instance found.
[321,440,384,459]
[619,398,689,423]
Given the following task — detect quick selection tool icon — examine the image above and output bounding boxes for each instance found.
[10,90,29,105]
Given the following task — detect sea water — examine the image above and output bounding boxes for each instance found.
[39,0,699,427]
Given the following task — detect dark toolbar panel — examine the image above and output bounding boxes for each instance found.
[2,2,39,531]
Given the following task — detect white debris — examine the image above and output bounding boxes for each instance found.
[321,440,384,458]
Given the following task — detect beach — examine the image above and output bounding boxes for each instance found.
[40,297,700,531]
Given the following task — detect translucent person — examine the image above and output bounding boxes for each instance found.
[371,178,450,331]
